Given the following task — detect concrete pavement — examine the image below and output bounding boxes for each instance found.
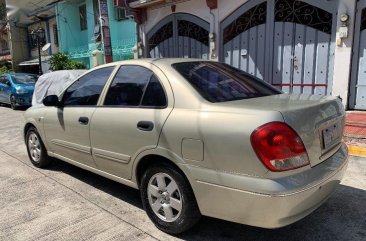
[344,111,366,157]
[0,106,365,241]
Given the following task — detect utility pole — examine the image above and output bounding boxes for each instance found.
[98,0,113,63]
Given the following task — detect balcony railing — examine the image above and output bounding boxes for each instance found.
[68,38,136,61]
[112,38,136,61]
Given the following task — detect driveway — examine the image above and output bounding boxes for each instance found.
[0,106,365,241]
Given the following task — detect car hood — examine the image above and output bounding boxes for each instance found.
[16,84,35,92]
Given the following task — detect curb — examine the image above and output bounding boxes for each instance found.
[347,145,366,157]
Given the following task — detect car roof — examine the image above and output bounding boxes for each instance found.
[99,58,212,69]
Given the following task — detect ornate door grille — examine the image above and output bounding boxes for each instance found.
[147,14,209,59]
[221,0,337,95]
[349,2,366,110]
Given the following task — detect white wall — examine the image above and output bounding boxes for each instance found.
[142,0,249,59]
[332,0,357,107]
[48,18,59,55]
[9,24,29,71]
[144,0,210,32]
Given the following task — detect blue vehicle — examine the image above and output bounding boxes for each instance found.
[0,73,38,109]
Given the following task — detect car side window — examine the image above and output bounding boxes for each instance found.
[62,67,114,106]
[104,65,166,107]
[141,75,167,107]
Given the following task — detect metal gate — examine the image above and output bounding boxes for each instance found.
[349,0,366,110]
[147,13,209,59]
[221,0,337,95]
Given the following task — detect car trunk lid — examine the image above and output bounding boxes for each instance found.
[216,94,345,167]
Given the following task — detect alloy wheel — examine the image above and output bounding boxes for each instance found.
[28,132,41,163]
[147,173,183,222]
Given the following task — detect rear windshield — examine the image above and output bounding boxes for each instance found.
[172,62,281,103]
[11,74,38,85]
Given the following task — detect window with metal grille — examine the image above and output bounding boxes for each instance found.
[79,4,87,31]
[93,0,100,25]
[53,25,58,46]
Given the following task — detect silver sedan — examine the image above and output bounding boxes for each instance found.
[23,59,348,234]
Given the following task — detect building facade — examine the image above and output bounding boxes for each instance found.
[0,0,10,65]
[55,0,137,68]
[6,0,59,73]
[127,0,365,110]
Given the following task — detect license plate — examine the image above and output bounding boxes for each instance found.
[322,123,341,150]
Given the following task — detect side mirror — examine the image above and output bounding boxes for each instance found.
[5,80,10,87]
[43,95,61,107]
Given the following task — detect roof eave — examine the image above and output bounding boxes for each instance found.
[129,0,165,9]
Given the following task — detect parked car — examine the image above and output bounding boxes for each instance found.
[0,73,38,109]
[23,59,348,234]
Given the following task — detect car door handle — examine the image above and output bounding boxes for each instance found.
[137,121,154,131]
[78,117,89,125]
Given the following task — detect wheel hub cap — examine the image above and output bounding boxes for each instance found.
[147,173,182,222]
[28,133,41,163]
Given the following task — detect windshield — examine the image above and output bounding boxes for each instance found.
[11,74,38,85]
[172,62,282,103]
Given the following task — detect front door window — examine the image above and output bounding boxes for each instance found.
[62,67,115,106]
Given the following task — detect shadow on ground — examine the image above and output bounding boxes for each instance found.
[0,103,29,111]
[46,159,366,241]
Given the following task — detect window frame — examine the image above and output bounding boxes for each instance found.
[79,4,88,31]
[60,66,116,107]
[53,24,59,46]
[102,64,168,109]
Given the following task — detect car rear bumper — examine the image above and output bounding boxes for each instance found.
[189,143,348,228]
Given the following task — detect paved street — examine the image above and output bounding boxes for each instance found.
[0,106,365,241]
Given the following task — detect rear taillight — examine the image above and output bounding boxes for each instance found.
[250,122,310,172]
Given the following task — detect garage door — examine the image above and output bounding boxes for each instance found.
[147,13,209,59]
[221,0,337,95]
[349,0,366,110]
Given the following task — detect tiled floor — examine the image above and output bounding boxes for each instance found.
[345,111,366,138]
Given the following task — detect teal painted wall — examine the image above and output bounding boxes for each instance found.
[108,0,136,61]
[107,1,136,42]
[56,2,88,53]
[56,0,137,67]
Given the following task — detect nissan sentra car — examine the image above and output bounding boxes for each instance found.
[23,59,348,234]
[0,73,38,109]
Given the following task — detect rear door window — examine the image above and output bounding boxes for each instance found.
[104,65,167,108]
[172,62,281,103]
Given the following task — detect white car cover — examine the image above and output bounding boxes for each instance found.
[32,70,87,106]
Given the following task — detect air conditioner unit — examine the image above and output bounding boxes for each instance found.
[116,8,134,21]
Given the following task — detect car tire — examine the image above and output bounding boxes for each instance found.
[26,127,51,168]
[140,163,201,234]
[10,95,17,110]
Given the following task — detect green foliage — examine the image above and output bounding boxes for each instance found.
[126,54,134,60]
[0,61,12,70]
[66,61,87,70]
[49,52,86,71]
[0,66,12,75]
[49,52,70,71]
[0,0,6,21]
